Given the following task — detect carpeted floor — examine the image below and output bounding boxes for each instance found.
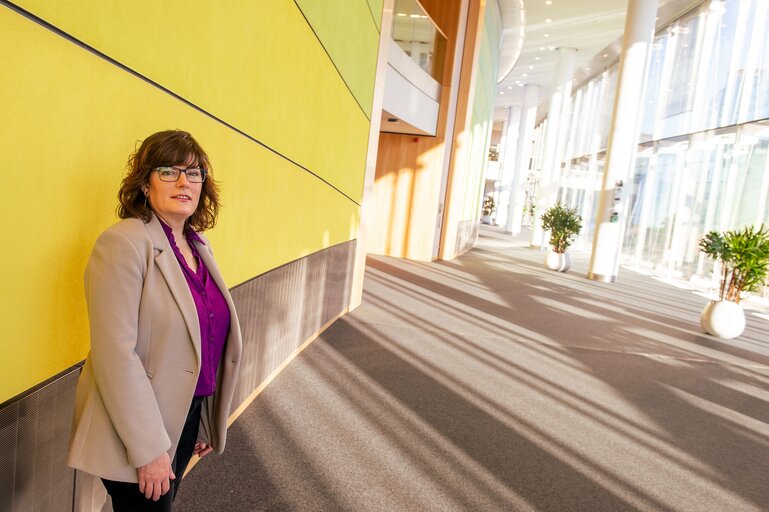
[175,227,769,512]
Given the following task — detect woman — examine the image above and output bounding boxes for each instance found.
[68,130,242,511]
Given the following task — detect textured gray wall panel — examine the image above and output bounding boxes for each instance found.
[456,220,480,256]
[229,240,356,411]
[0,369,77,512]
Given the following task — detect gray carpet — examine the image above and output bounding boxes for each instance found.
[175,227,769,512]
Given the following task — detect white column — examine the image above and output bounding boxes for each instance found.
[507,84,539,235]
[495,106,520,228]
[588,0,659,282]
[530,48,576,247]
[350,0,394,308]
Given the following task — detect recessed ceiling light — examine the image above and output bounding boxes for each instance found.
[500,91,505,95]
[539,46,546,51]
[603,54,608,58]
[545,0,552,4]
[529,66,534,70]
[518,83,525,87]
[507,86,513,89]
[535,57,540,60]
[396,13,406,16]
[545,18,552,23]
[544,33,550,37]
[522,73,528,77]
[586,67,591,71]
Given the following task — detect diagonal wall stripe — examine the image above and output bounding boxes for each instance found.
[1,0,363,207]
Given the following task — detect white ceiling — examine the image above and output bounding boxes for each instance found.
[493,0,705,122]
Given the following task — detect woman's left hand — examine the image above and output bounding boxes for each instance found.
[193,442,213,458]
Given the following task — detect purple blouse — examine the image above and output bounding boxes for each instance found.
[160,221,230,397]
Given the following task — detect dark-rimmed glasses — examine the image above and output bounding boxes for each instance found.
[153,166,207,183]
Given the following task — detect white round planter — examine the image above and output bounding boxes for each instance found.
[544,250,571,272]
[700,300,746,339]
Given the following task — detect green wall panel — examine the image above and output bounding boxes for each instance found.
[295,0,380,118]
[367,0,384,31]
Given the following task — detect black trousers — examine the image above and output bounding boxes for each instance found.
[102,396,204,512]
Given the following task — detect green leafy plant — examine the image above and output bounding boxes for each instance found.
[482,195,495,217]
[541,202,583,254]
[699,224,769,303]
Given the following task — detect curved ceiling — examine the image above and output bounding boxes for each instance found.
[493,0,705,121]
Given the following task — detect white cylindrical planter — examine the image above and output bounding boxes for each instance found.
[545,250,571,272]
[700,301,746,339]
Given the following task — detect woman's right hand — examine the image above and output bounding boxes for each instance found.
[137,452,175,501]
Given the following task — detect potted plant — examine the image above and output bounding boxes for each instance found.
[698,224,769,339]
[540,202,583,272]
[481,194,495,225]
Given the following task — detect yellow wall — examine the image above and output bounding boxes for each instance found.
[0,1,380,402]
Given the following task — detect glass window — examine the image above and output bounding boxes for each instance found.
[544,0,769,297]
[392,0,447,82]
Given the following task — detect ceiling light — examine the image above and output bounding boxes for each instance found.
[586,67,590,71]
[529,66,534,69]
[535,57,540,60]
[545,18,552,23]
[507,86,513,89]
[603,54,608,58]
[522,73,528,77]
[500,91,505,95]
[409,14,420,18]
[518,83,525,87]
[545,0,552,4]
[539,46,546,51]
[396,13,406,16]
[544,33,550,37]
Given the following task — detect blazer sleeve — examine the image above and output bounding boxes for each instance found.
[84,228,171,468]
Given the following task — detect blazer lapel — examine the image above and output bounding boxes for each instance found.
[145,215,202,365]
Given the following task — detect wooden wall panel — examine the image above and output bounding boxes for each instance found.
[439,0,485,260]
[367,0,463,261]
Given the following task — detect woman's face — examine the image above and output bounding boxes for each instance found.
[144,158,203,228]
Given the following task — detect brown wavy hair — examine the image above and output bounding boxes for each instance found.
[117,130,220,232]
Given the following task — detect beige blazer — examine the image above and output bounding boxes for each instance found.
[67,214,242,482]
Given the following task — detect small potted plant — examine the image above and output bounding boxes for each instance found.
[698,224,769,339]
[481,194,495,225]
[540,202,583,272]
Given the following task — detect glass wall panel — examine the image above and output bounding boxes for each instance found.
[541,0,769,297]
[618,123,768,291]
[392,0,447,82]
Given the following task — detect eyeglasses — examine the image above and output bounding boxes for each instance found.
[153,166,207,183]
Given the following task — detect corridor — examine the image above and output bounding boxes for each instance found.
[177,227,769,512]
